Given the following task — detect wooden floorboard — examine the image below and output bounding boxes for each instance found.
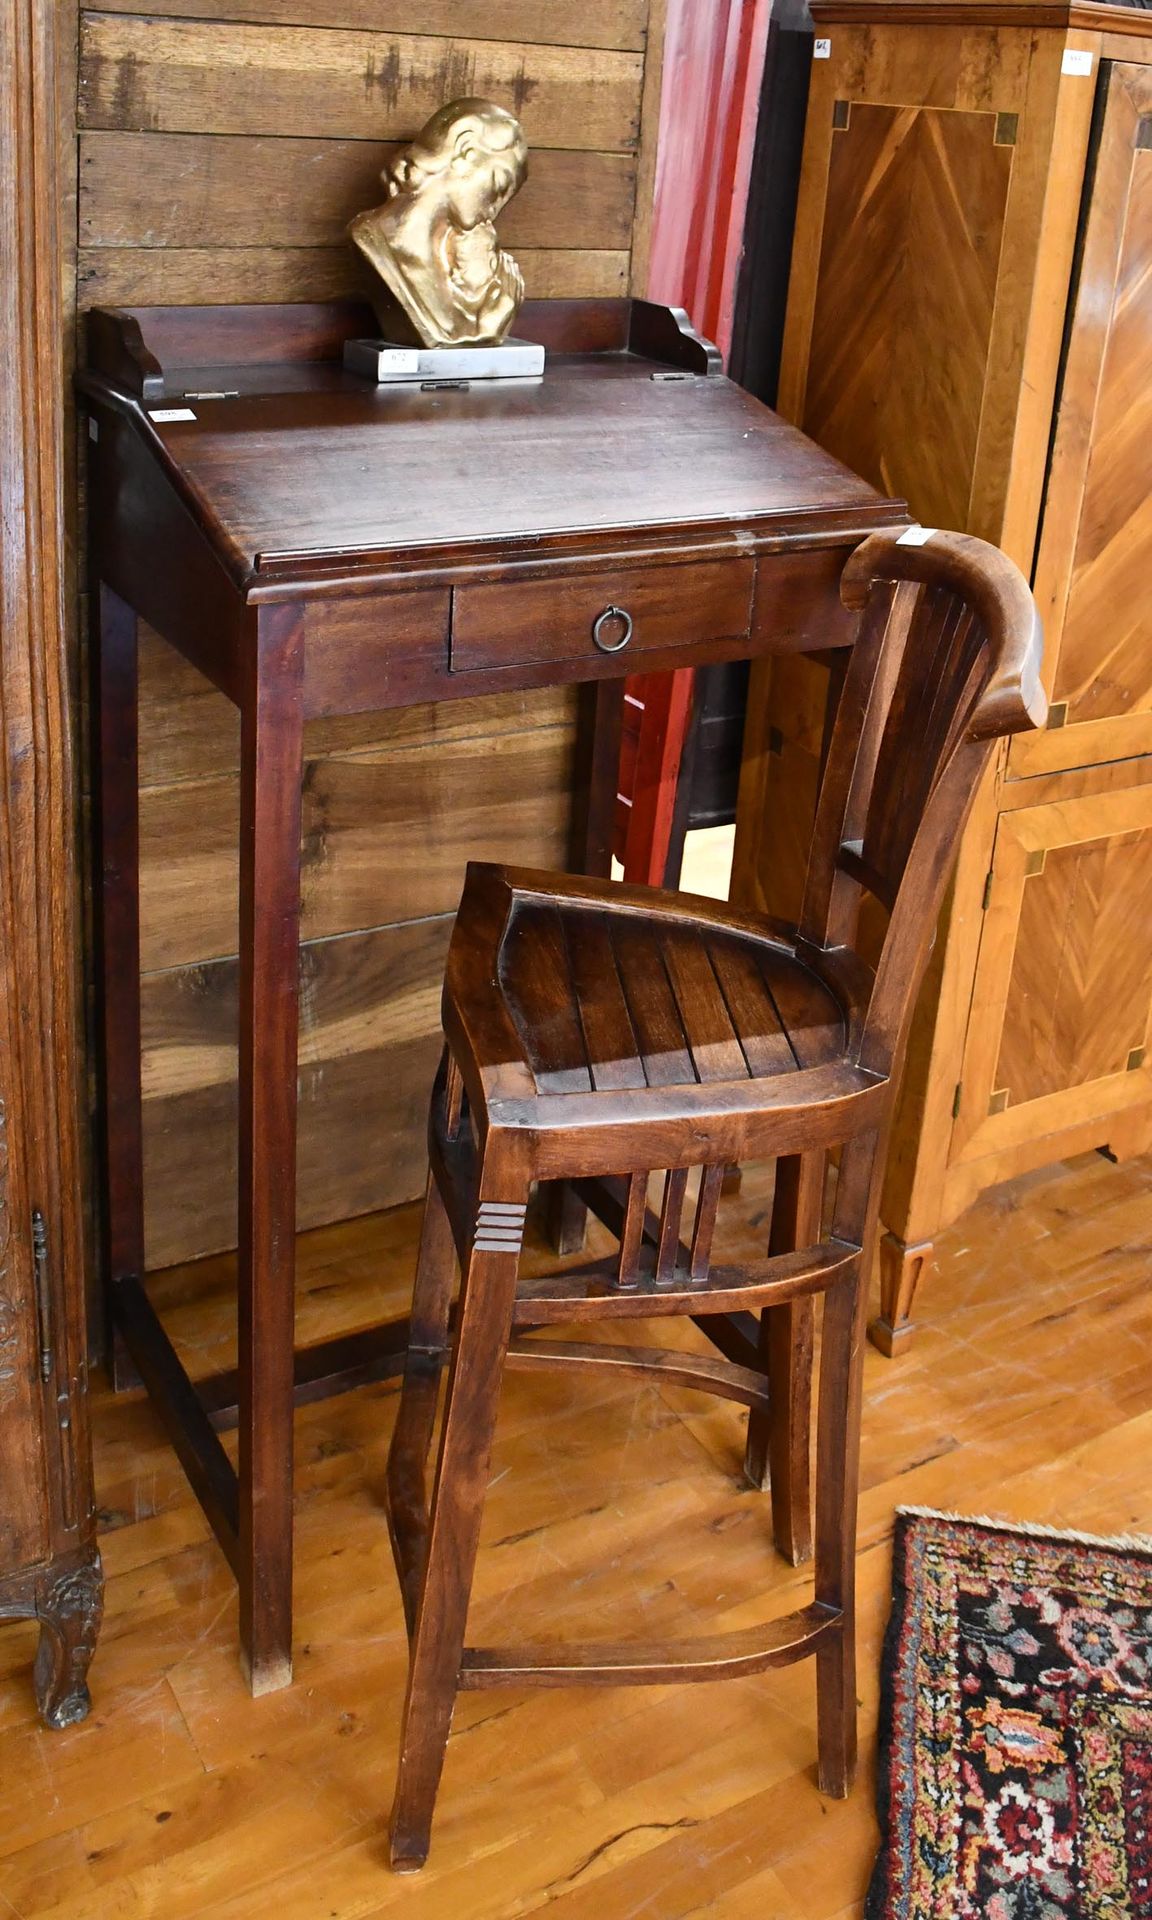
[1,1145,1151,1914]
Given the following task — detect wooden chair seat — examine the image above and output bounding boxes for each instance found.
[496,876,849,1090]
[443,861,883,1167]
[383,527,1047,1870]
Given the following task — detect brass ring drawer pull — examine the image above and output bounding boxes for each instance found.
[591,605,634,654]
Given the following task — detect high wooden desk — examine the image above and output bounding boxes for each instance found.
[81,298,902,1694]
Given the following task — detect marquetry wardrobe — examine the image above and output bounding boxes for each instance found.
[733,0,1152,1350]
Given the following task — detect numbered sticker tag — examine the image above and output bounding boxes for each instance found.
[814,36,832,57]
[379,350,420,372]
[148,407,198,423]
[897,525,938,547]
[1061,48,1093,75]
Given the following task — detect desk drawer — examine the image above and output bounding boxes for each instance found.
[451,560,755,671]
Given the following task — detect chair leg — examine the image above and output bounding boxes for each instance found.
[386,1169,458,1634]
[388,1170,527,1874]
[744,1153,823,1567]
[764,1297,815,1565]
[813,1135,875,1799]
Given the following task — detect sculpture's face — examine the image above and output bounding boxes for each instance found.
[444,148,520,232]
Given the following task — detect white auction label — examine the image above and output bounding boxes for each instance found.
[1061,48,1094,75]
[814,36,832,57]
[148,407,197,422]
[897,525,938,547]
[379,350,420,372]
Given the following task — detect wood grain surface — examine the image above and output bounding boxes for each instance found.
[954,779,1152,1161]
[3,1143,1149,1910]
[804,103,1012,533]
[1013,61,1152,778]
[78,15,643,150]
[77,244,630,308]
[137,683,577,1263]
[87,0,651,49]
[79,136,637,251]
[125,359,883,578]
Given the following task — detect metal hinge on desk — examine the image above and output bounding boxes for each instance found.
[32,1208,52,1380]
[951,1083,963,1119]
[981,870,994,909]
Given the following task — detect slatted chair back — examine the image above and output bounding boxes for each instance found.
[797,529,1045,1074]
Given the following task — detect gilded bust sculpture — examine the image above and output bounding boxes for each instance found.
[349,99,529,348]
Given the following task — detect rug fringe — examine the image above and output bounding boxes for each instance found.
[896,1504,1152,1555]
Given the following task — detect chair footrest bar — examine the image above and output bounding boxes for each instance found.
[459,1602,841,1688]
[511,1243,859,1321]
[505,1336,771,1411]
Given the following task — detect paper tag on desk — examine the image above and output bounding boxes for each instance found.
[1061,48,1093,75]
[814,37,832,57]
[378,349,421,373]
[148,407,197,423]
[897,525,938,546]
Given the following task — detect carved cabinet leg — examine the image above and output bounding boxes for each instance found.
[870,1232,934,1357]
[32,1551,103,1729]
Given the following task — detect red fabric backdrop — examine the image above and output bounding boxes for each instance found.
[617,0,770,884]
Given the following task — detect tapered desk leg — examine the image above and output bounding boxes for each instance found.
[93,584,145,1391]
[237,605,305,1695]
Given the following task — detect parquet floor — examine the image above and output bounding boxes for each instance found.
[1,1137,1151,1918]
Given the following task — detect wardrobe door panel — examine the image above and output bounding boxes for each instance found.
[951,777,1152,1167]
[1014,62,1152,777]
[805,102,1014,531]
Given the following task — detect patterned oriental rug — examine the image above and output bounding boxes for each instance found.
[868,1508,1152,1919]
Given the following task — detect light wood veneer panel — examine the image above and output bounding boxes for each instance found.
[804,103,1013,530]
[1013,64,1152,777]
[998,830,1152,1105]
[954,780,1152,1162]
[1058,152,1152,724]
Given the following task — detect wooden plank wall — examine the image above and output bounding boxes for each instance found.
[74,0,664,1268]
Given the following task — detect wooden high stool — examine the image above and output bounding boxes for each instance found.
[384,528,1045,1869]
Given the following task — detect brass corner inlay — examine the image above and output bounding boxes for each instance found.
[1047,701,1069,730]
[833,99,851,130]
[994,112,1019,146]
[988,1088,1010,1116]
[1127,1046,1146,1072]
[1136,117,1152,151]
[1024,850,1047,878]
